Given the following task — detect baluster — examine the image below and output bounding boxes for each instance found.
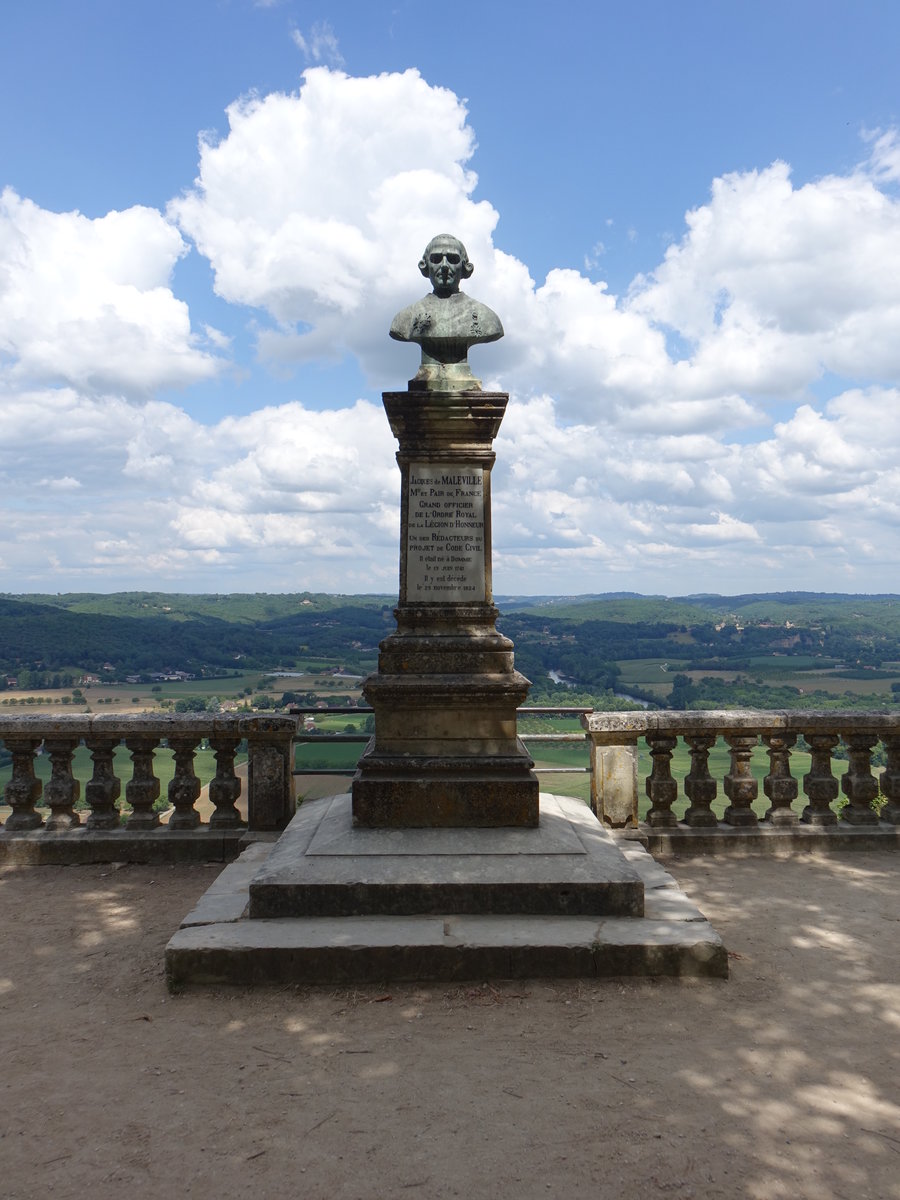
[2,737,44,830]
[124,736,161,829]
[763,733,798,826]
[879,734,900,825]
[42,737,82,830]
[167,736,202,830]
[683,734,719,827]
[209,736,244,828]
[84,737,122,829]
[801,732,839,825]
[723,733,759,826]
[840,732,880,825]
[644,732,678,827]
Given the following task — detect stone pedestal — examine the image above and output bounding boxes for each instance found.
[352,390,539,827]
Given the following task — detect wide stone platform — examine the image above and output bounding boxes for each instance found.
[248,792,642,917]
[165,793,727,986]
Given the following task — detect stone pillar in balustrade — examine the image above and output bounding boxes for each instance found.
[762,733,798,826]
[801,732,839,825]
[124,736,161,830]
[723,733,759,826]
[84,736,122,830]
[644,732,679,827]
[879,733,900,825]
[208,735,244,828]
[167,735,202,830]
[589,739,638,827]
[242,716,297,831]
[840,731,880,825]
[42,736,82,830]
[2,736,44,830]
[683,733,719,827]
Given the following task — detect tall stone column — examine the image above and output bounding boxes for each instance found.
[351,235,538,828]
[352,390,538,827]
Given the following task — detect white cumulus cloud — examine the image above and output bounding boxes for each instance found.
[0,188,226,396]
[6,67,900,595]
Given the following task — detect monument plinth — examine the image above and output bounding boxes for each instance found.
[165,235,728,986]
[352,236,539,827]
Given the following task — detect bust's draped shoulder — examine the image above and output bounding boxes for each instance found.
[390,292,503,345]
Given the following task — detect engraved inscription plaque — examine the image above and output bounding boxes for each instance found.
[406,463,485,602]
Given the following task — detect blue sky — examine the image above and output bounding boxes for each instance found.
[2,1,900,595]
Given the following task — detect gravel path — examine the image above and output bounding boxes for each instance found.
[2,851,899,1199]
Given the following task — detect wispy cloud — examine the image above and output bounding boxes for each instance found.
[291,21,344,68]
[863,127,900,183]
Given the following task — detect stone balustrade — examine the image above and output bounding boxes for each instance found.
[582,710,900,847]
[0,713,297,861]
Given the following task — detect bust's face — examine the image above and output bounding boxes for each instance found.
[424,237,465,296]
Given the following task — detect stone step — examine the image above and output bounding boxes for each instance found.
[247,792,644,918]
[166,911,727,986]
[164,795,727,987]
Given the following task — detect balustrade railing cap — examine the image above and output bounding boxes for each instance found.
[580,712,647,737]
[581,709,897,737]
[236,715,298,734]
[0,712,298,739]
[0,714,94,737]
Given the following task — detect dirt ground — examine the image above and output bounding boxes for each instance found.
[2,851,899,1200]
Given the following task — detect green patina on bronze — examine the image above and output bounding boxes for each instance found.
[389,234,503,392]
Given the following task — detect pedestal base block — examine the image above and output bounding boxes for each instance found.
[353,666,539,827]
[351,744,539,828]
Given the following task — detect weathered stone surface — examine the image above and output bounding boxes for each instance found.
[180,842,273,926]
[583,711,900,833]
[166,914,728,986]
[641,886,708,922]
[645,824,900,856]
[881,734,900,825]
[763,733,799,826]
[589,743,638,828]
[246,737,294,831]
[582,710,900,737]
[723,734,759,827]
[165,793,728,986]
[352,388,539,828]
[840,732,881,825]
[644,732,679,828]
[0,828,248,865]
[352,751,539,828]
[0,713,296,739]
[350,778,539,829]
[249,793,641,917]
[2,736,43,830]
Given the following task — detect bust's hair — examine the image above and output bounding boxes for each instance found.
[419,234,474,279]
